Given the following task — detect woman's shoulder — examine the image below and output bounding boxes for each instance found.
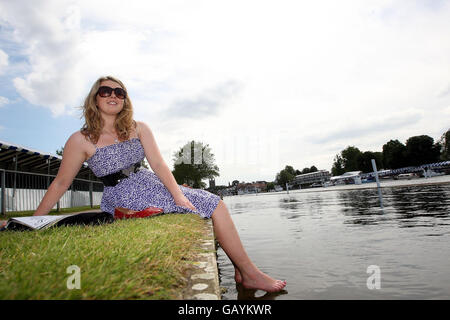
[67,130,93,148]
[134,120,152,130]
[134,120,146,128]
[71,130,90,142]
[134,120,151,138]
[66,130,94,161]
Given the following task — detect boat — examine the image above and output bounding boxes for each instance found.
[397,173,418,180]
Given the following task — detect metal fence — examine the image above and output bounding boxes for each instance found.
[0,169,104,215]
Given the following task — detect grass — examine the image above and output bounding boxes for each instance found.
[0,210,209,300]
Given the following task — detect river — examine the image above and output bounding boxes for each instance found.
[217,179,450,300]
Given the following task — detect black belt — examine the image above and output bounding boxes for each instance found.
[99,162,142,187]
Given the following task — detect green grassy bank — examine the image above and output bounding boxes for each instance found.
[0,210,208,299]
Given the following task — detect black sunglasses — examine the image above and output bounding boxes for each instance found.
[96,86,127,99]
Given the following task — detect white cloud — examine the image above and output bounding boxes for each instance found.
[0,0,83,116]
[1,0,450,183]
[162,80,243,120]
[0,96,9,107]
[308,110,424,145]
[0,49,8,74]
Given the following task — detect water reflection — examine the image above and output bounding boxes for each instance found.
[388,186,450,216]
[235,284,288,300]
[228,201,253,215]
[278,194,326,220]
[220,183,450,300]
[278,197,304,219]
[338,190,386,225]
[336,185,450,227]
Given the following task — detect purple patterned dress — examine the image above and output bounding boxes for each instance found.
[86,137,220,219]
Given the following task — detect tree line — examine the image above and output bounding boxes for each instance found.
[168,129,449,191]
[272,129,449,189]
[331,129,449,176]
[274,165,318,189]
[56,129,448,189]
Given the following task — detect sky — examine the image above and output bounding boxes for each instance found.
[0,0,449,186]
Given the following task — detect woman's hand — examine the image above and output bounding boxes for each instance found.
[174,194,197,212]
[0,220,7,228]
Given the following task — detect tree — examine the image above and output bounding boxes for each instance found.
[341,146,362,171]
[266,182,275,191]
[172,140,219,188]
[331,154,345,176]
[405,135,440,166]
[284,165,296,176]
[331,146,362,175]
[382,139,407,169]
[299,165,318,175]
[438,129,450,160]
[357,151,383,173]
[275,165,296,189]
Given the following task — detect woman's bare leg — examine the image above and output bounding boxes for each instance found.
[115,201,286,292]
[211,200,286,292]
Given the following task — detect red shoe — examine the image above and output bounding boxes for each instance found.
[114,207,164,220]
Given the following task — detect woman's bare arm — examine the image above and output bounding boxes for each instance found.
[137,121,196,210]
[33,132,88,216]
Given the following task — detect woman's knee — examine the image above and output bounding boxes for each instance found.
[212,199,226,217]
[217,199,226,209]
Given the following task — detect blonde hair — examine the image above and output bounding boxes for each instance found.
[80,76,135,144]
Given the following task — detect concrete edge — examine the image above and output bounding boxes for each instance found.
[181,218,221,300]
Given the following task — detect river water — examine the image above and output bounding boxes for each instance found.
[217,182,450,300]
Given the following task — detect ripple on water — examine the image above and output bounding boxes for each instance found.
[219,183,450,300]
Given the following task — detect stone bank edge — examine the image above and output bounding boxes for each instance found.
[181,219,221,300]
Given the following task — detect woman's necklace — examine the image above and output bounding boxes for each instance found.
[103,130,119,143]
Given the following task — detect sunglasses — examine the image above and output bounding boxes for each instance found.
[96,86,127,99]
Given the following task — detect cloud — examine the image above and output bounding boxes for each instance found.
[437,84,450,98]
[1,0,450,184]
[0,1,83,116]
[0,96,9,107]
[0,49,8,74]
[163,80,242,120]
[309,111,423,145]
[444,106,450,115]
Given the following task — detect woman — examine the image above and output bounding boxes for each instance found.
[8,76,287,293]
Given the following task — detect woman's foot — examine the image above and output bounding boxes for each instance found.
[240,269,286,293]
[235,265,286,292]
[211,201,286,293]
[235,267,243,283]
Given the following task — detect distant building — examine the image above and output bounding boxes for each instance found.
[274,185,283,192]
[293,170,331,186]
[330,171,362,185]
[236,181,267,194]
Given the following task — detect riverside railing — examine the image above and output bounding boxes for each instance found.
[0,169,103,215]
